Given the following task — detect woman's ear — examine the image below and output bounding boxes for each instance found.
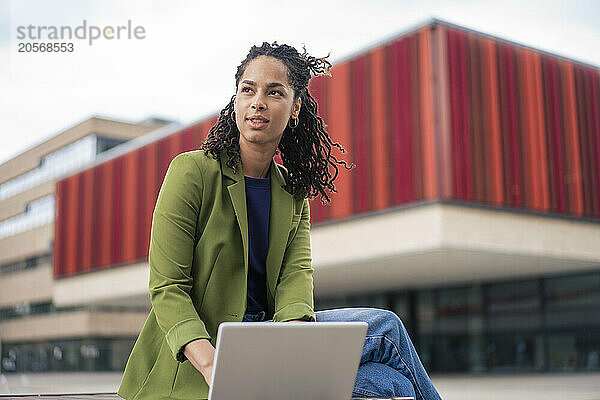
[292,97,302,118]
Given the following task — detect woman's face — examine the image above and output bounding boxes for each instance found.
[234,55,301,150]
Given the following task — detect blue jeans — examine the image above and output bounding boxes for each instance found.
[242,307,441,400]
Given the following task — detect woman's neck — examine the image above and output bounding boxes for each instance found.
[239,143,275,179]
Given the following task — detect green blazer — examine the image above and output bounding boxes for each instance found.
[118,149,316,400]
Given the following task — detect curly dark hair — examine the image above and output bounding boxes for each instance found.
[200,41,354,203]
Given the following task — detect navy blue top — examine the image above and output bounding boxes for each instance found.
[244,170,271,314]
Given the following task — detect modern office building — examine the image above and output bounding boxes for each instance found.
[0,116,176,373]
[2,18,600,374]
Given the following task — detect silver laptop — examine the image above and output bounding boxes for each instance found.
[208,321,368,400]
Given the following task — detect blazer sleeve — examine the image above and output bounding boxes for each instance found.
[273,197,316,322]
[148,152,211,362]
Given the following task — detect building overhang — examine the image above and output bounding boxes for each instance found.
[53,262,150,308]
[53,202,600,306]
[312,202,600,296]
[0,310,148,342]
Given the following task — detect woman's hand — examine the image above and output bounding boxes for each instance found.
[183,338,216,386]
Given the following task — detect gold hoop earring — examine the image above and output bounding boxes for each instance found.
[288,117,298,129]
[231,111,236,123]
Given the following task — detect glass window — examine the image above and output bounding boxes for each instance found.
[485,332,544,372]
[1,337,138,373]
[111,337,137,371]
[0,253,51,275]
[437,286,483,334]
[545,272,600,309]
[429,334,472,372]
[315,292,388,311]
[486,279,542,332]
[545,273,600,328]
[547,327,600,371]
[417,289,435,335]
[315,294,347,311]
[0,135,97,200]
[0,194,55,239]
[390,291,410,322]
[97,136,127,153]
[346,292,388,309]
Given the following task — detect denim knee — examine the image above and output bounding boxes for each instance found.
[353,361,416,398]
[316,307,404,330]
[357,308,405,339]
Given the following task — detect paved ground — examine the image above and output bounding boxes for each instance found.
[1,372,599,399]
[433,372,600,400]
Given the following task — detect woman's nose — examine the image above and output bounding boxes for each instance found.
[251,94,266,110]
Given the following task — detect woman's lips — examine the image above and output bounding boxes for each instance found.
[246,118,269,129]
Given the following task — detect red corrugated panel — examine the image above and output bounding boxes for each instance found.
[157,136,173,189]
[519,48,535,209]
[65,173,79,276]
[307,74,330,222]
[53,180,65,277]
[192,122,209,149]
[204,117,218,143]
[383,42,396,205]
[432,25,454,200]
[75,173,85,273]
[532,51,550,211]
[575,66,594,216]
[447,29,473,201]
[111,157,123,265]
[407,35,418,203]
[589,69,600,217]
[582,67,600,217]
[182,126,196,152]
[370,46,391,210]
[121,151,138,264]
[142,142,158,261]
[497,42,523,207]
[327,62,354,219]
[520,49,550,212]
[419,26,437,201]
[135,146,148,260]
[90,163,103,270]
[169,131,184,161]
[80,169,94,272]
[351,55,372,214]
[562,61,584,215]
[481,37,504,205]
[541,56,567,213]
[100,160,114,268]
[390,37,415,204]
[410,34,423,202]
[468,33,486,204]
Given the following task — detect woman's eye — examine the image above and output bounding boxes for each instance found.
[240,87,281,96]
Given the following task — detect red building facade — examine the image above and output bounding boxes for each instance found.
[54,19,600,277]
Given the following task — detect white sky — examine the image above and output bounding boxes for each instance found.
[1,0,599,165]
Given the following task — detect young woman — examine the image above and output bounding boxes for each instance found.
[118,42,442,400]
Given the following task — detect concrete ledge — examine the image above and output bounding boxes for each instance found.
[312,203,600,295]
[53,262,150,308]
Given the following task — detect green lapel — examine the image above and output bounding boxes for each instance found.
[219,150,294,307]
[265,155,295,303]
[220,153,249,282]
